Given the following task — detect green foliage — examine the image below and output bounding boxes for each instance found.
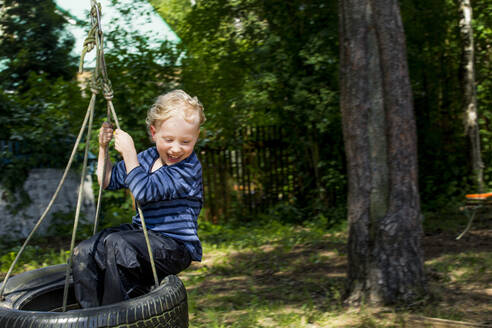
[422,206,468,234]
[150,0,346,219]
[0,0,83,210]
[474,0,492,190]
[93,189,136,230]
[0,73,86,209]
[401,0,468,201]
[47,210,94,241]
[149,0,492,219]
[0,0,76,91]
[149,0,192,36]
[198,208,346,249]
[1,0,491,228]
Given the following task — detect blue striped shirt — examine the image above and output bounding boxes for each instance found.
[107,147,203,261]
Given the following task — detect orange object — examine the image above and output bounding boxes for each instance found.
[465,192,492,199]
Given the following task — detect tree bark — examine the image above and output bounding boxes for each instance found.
[339,0,426,305]
[459,0,484,192]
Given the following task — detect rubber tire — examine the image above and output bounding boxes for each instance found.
[0,264,189,327]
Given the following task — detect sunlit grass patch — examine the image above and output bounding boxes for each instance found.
[426,251,491,283]
[183,217,349,328]
[1,211,489,327]
[198,214,347,250]
[422,247,492,323]
[189,300,335,328]
[184,213,491,327]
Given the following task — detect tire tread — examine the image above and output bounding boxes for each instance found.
[0,267,188,328]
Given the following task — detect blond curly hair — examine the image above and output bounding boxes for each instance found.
[146,90,205,130]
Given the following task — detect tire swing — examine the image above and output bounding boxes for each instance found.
[0,2,189,327]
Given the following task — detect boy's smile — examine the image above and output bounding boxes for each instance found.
[150,115,199,167]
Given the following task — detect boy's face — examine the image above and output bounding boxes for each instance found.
[150,115,199,166]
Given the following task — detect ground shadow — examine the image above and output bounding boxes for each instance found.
[183,238,348,325]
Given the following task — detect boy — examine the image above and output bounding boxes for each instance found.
[72,90,205,308]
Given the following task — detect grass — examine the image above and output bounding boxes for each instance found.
[182,217,347,328]
[182,213,491,327]
[0,210,490,327]
[0,243,70,276]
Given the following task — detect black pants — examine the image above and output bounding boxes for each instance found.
[72,223,191,309]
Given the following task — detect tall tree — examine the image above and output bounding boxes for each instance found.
[339,0,426,305]
[0,0,76,90]
[459,0,483,191]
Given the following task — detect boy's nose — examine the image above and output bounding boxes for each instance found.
[170,143,181,153]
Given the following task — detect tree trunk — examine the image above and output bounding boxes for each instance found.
[339,0,426,305]
[460,0,484,192]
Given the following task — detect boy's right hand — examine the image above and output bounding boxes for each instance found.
[99,122,113,148]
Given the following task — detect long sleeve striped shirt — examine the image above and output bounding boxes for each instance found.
[107,147,203,261]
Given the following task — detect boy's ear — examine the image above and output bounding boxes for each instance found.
[150,125,156,141]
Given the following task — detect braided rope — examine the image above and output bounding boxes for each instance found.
[82,0,159,291]
[1,0,159,305]
[62,94,96,311]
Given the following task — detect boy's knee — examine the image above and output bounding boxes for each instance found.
[72,240,95,274]
[73,239,93,260]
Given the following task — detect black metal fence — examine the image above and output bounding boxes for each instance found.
[199,126,296,222]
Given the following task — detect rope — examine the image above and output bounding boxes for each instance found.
[92,149,107,235]
[78,25,96,73]
[93,94,119,234]
[0,99,93,300]
[81,0,159,297]
[62,94,95,311]
[84,0,159,290]
[108,100,121,130]
[137,203,159,288]
[1,0,160,304]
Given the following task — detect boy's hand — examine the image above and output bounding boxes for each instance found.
[99,122,113,148]
[114,129,139,173]
[113,129,136,158]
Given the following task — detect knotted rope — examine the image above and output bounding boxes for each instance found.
[0,0,159,308]
[61,0,159,311]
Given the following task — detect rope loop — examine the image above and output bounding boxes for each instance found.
[78,26,97,73]
[83,25,97,50]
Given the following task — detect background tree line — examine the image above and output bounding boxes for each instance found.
[0,0,491,234]
[150,0,492,216]
[0,0,491,308]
